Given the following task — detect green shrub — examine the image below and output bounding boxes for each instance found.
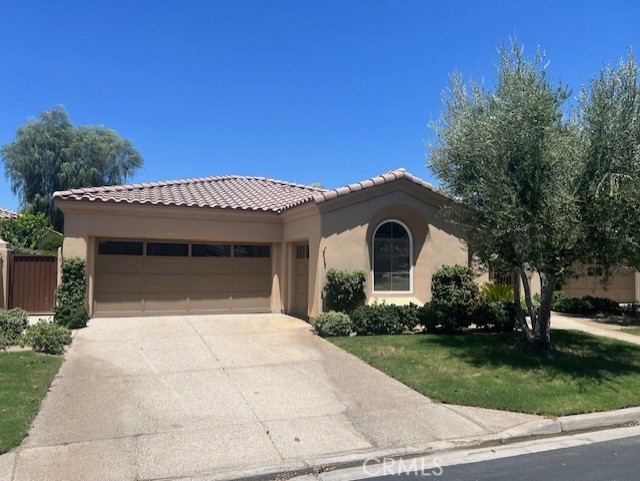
[0,333,8,351]
[479,283,514,302]
[472,300,516,332]
[552,294,621,316]
[323,269,366,314]
[23,320,71,354]
[54,258,89,329]
[396,303,422,331]
[313,311,353,337]
[551,290,566,310]
[584,296,621,315]
[351,304,405,335]
[0,308,28,343]
[430,265,479,330]
[419,303,448,332]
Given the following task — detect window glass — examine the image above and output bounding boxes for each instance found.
[98,240,143,256]
[147,242,188,257]
[373,221,411,292]
[234,244,271,258]
[296,245,309,259]
[192,244,231,257]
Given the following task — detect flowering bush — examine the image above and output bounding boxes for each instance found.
[430,265,480,331]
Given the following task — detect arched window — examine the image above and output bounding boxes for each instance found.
[372,220,412,293]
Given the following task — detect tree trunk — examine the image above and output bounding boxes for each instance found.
[534,272,555,351]
[513,268,555,351]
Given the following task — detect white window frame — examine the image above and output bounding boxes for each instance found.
[371,219,414,294]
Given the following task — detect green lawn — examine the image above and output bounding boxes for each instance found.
[622,327,640,336]
[0,351,62,453]
[331,330,640,416]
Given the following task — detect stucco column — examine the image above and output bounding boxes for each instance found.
[635,271,640,303]
[0,238,11,309]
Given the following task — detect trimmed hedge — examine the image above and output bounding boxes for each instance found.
[313,311,353,337]
[323,269,366,314]
[23,320,71,354]
[54,258,89,329]
[552,292,622,316]
[0,308,28,343]
[430,265,480,331]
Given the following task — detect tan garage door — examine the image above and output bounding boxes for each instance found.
[94,240,271,316]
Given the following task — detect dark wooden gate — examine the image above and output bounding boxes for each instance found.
[9,254,57,313]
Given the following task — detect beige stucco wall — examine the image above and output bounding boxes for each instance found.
[0,239,10,309]
[314,182,469,317]
[564,265,637,302]
[281,205,322,317]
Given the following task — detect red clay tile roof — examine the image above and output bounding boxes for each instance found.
[312,168,445,203]
[53,175,325,213]
[53,169,447,213]
[0,207,18,220]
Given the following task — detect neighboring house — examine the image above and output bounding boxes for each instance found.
[563,265,639,303]
[53,168,470,319]
[0,207,19,220]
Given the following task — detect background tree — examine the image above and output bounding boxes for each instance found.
[1,106,143,230]
[429,41,583,350]
[579,53,640,273]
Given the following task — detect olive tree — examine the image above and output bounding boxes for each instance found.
[429,41,583,350]
[579,53,640,273]
[429,41,640,351]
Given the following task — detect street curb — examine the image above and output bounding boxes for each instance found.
[254,407,640,481]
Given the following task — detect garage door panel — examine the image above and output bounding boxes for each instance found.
[95,293,143,314]
[145,258,189,274]
[190,258,232,274]
[95,239,272,315]
[98,274,143,294]
[232,274,272,293]
[144,294,189,312]
[189,275,231,293]
[233,259,270,274]
[190,292,232,311]
[96,256,143,274]
[232,294,270,311]
[144,274,188,293]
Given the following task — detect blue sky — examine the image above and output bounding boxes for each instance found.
[1,0,639,210]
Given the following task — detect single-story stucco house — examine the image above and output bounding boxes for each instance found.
[53,168,640,319]
[53,168,475,319]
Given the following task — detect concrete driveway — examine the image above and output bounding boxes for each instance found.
[7,314,540,480]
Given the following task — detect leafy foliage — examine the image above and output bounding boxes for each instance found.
[22,320,71,354]
[351,303,407,336]
[54,258,89,329]
[552,294,621,316]
[0,212,61,255]
[1,106,143,230]
[313,311,353,337]
[472,300,516,332]
[0,309,28,344]
[429,265,479,330]
[428,40,640,349]
[579,52,640,272]
[323,269,366,314]
[479,283,514,302]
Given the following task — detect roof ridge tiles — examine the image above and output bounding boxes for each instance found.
[53,168,449,213]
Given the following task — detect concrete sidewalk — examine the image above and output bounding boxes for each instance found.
[551,312,640,345]
[2,314,541,481]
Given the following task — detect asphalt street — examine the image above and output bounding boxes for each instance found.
[365,435,640,481]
